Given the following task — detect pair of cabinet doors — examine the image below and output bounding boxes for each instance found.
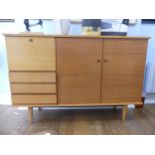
[56,38,147,104]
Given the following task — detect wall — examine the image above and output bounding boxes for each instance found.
[128,19,155,63]
[140,23,155,63]
[0,19,154,105]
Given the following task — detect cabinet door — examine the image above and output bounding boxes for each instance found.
[101,39,148,103]
[5,37,56,71]
[57,38,102,104]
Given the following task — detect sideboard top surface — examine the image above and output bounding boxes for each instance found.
[3,33,150,40]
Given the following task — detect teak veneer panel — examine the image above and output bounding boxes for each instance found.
[5,37,56,71]
[101,39,148,103]
[56,38,103,104]
[9,72,56,83]
[12,94,57,105]
[4,33,150,39]
[11,83,56,94]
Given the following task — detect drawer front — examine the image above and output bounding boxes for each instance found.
[9,72,56,83]
[5,37,56,71]
[12,94,57,105]
[11,83,56,94]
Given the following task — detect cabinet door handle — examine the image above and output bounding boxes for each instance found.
[104,59,108,62]
[97,59,101,63]
[29,38,33,42]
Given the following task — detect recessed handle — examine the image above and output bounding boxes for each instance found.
[28,38,33,42]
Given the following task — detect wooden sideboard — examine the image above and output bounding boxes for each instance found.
[4,34,149,123]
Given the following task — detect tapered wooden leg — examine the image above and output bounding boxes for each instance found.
[28,107,33,124]
[122,105,128,121]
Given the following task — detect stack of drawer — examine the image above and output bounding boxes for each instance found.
[5,36,57,106]
[10,71,57,105]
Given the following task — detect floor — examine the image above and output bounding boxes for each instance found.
[0,104,155,135]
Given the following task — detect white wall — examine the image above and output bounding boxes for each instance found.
[128,19,155,64]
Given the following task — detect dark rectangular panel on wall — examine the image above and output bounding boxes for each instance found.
[142,19,155,24]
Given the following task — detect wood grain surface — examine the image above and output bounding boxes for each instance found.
[101,39,148,103]
[56,38,103,104]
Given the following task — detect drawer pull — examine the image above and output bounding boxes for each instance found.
[97,59,101,63]
[104,59,108,63]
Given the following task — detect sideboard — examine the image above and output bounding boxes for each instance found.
[4,34,149,123]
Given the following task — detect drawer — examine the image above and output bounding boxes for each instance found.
[12,94,57,105]
[11,83,56,94]
[5,37,56,71]
[9,72,56,83]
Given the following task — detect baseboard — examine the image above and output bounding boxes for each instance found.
[145,99,155,104]
[145,94,155,104]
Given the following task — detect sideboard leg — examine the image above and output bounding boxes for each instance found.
[28,107,33,124]
[122,105,128,121]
